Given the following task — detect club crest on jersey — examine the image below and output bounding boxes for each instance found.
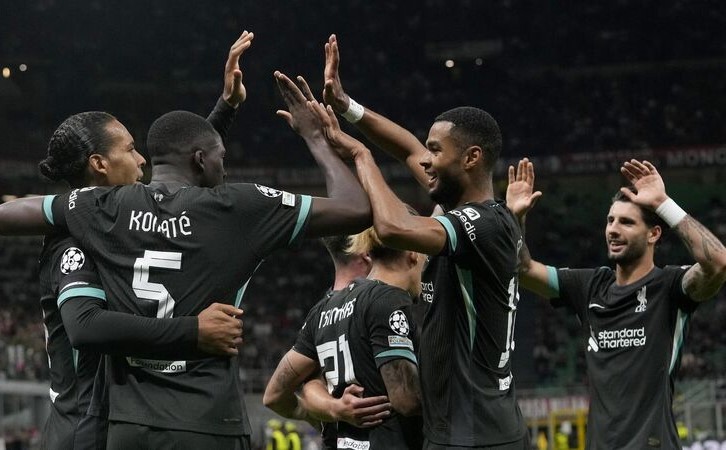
[389,310,410,336]
[255,184,283,198]
[60,247,85,274]
[635,286,647,313]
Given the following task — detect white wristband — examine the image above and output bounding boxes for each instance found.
[655,198,687,228]
[341,97,365,123]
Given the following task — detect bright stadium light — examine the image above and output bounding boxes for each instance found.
[2,67,10,78]
[445,59,455,68]
[19,64,27,72]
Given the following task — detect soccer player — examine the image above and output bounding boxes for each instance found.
[36,30,254,450]
[312,35,529,449]
[507,158,726,449]
[265,225,425,450]
[264,234,391,447]
[0,70,370,449]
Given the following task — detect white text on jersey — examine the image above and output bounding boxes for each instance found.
[129,210,192,238]
[318,298,357,329]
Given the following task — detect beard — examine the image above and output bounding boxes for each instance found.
[607,239,647,265]
[429,172,463,209]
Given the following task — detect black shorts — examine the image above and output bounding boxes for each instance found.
[423,434,530,450]
[106,421,251,450]
[41,409,77,450]
[74,414,108,450]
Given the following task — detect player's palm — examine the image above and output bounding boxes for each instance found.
[506,159,542,218]
[620,160,668,208]
[323,34,349,112]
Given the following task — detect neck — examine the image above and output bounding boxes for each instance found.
[332,262,369,291]
[367,263,414,297]
[449,177,494,209]
[615,256,655,286]
[150,164,196,191]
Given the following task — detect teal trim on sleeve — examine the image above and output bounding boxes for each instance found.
[434,215,457,253]
[57,287,107,308]
[546,266,560,297]
[290,195,312,244]
[376,349,418,365]
[43,195,56,226]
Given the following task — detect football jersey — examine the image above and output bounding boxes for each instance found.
[38,233,106,449]
[45,182,312,435]
[294,278,422,450]
[419,200,527,446]
[554,265,698,449]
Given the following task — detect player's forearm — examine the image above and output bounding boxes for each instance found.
[352,149,423,250]
[674,215,726,275]
[380,361,421,417]
[0,196,52,235]
[298,380,338,422]
[306,136,371,233]
[351,109,428,188]
[60,298,199,357]
[206,96,239,141]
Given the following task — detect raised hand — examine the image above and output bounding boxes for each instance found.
[506,158,542,219]
[197,303,243,356]
[223,30,254,107]
[275,71,323,140]
[307,101,366,160]
[619,159,669,209]
[323,34,350,113]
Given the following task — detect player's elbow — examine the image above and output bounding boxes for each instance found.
[389,392,421,417]
[262,387,282,411]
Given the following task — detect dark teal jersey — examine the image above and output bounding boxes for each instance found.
[554,265,697,450]
[38,233,105,449]
[294,279,422,449]
[419,200,527,446]
[46,182,312,436]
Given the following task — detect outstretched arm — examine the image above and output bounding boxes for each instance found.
[206,30,254,139]
[275,71,371,237]
[61,298,242,357]
[621,160,726,301]
[322,34,429,188]
[309,101,445,255]
[0,196,51,235]
[299,380,391,427]
[505,159,556,298]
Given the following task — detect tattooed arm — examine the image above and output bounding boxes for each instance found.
[674,216,726,301]
[621,160,726,302]
[380,359,421,416]
[263,350,318,420]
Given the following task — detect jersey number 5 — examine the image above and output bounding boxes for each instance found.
[132,250,182,319]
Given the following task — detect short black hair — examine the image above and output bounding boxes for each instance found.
[39,111,117,188]
[434,106,502,168]
[321,235,356,266]
[146,111,218,161]
[612,187,667,229]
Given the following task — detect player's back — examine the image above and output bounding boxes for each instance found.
[47,182,312,435]
[309,279,421,449]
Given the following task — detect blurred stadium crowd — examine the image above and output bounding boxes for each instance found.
[1,3,725,446]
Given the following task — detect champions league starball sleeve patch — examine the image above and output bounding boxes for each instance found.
[254,184,283,198]
[389,310,410,336]
[60,247,85,274]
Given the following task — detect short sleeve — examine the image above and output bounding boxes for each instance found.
[50,241,106,309]
[366,286,418,368]
[553,268,598,319]
[664,265,699,313]
[226,184,312,255]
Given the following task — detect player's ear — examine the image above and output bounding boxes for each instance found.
[463,145,482,169]
[406,251,419,268]
[647,224,662,245]
[88,153,108,176]
[193,149,205,172]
